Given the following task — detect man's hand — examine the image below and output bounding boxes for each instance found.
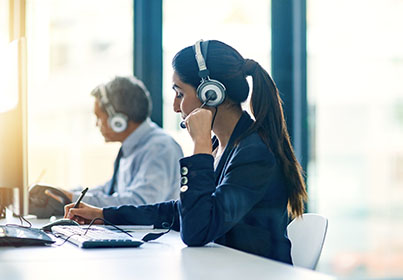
[45,188,73,203]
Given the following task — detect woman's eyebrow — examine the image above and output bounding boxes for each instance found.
[172,84,182,90]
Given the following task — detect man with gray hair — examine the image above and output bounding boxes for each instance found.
[31,76,183,214]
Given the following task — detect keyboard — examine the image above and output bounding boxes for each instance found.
[51,225,144,248]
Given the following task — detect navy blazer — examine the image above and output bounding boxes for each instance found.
[103,112,292,264]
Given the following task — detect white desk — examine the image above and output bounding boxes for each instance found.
[0,218,336,280]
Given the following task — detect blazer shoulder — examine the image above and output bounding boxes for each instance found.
[231,133,276,167]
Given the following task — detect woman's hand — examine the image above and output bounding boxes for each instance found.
[184,108,213,155]
[64,202,104,225]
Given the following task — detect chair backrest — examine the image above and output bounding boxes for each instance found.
[287,213,328,270]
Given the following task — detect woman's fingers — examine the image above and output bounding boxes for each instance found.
[186,109,212,133]
[185,108,213,154]
[63,203,75,218]
[66,207,82,219]
[64,202,104,224]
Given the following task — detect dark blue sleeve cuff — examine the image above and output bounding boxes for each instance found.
[179,154,215,192]
[180,153,214,168]
[103,201,181,230]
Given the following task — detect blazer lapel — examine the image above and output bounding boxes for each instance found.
[213,112,254,185]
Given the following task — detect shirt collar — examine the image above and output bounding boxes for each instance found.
[121,118,154,157]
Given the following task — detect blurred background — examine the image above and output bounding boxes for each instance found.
[1,0,403,279]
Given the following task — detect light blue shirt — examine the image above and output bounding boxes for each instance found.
[72,119,183,207]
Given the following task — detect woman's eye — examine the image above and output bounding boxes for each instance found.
[176,92,184,99]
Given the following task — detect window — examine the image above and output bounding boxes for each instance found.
[0,0,12,113]
[308,0,403,278]
[26,0,133,189]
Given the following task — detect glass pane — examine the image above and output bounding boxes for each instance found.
[26,0,133,188]
[163,0,271,156]
[0,0,8,44]
[0,0,18,113]
[307,0,403,278]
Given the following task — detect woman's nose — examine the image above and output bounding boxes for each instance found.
[173,98,181,113]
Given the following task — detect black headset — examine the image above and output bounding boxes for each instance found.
[193,39,226,106]
[98,84,128,133]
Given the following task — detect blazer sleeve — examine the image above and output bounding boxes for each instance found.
[178,143,275,246]
[102,200,181,231]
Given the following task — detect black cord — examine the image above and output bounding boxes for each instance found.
[83,217,133,238]
[51,217,135,246]
[141,214,175,242]
[51,233,81,247]
[19,215,32,228]
[141,227,171,242]
[51,216,173,246]
[4,208,32,228]
[211,106,218,129]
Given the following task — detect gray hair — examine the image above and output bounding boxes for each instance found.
[91,76,152,123]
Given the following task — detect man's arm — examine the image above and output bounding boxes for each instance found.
[73,143,183,207]
[71,180,111,198]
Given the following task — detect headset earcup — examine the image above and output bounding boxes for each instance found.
[197,79,226,107]
[109,113,128,133]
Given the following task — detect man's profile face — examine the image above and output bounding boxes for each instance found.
[94,100,119,142]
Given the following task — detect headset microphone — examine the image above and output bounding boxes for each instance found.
[180,120,187,129]
[179,91,217,129]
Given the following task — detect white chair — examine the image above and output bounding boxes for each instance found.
[287,213,328,270]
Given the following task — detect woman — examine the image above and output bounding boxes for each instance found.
[65,40,307,264]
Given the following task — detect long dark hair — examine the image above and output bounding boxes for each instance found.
[172,40,307,218]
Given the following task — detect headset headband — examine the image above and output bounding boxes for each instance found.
[98,84,117,117]
[194,40,210,79]
[97,84,128,133]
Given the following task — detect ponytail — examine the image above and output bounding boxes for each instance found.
[242,59,308,218]
[172,40,308,218]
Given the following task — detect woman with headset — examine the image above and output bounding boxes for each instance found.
[65,40,307,264]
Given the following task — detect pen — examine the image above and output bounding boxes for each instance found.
[73,187,89,208]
